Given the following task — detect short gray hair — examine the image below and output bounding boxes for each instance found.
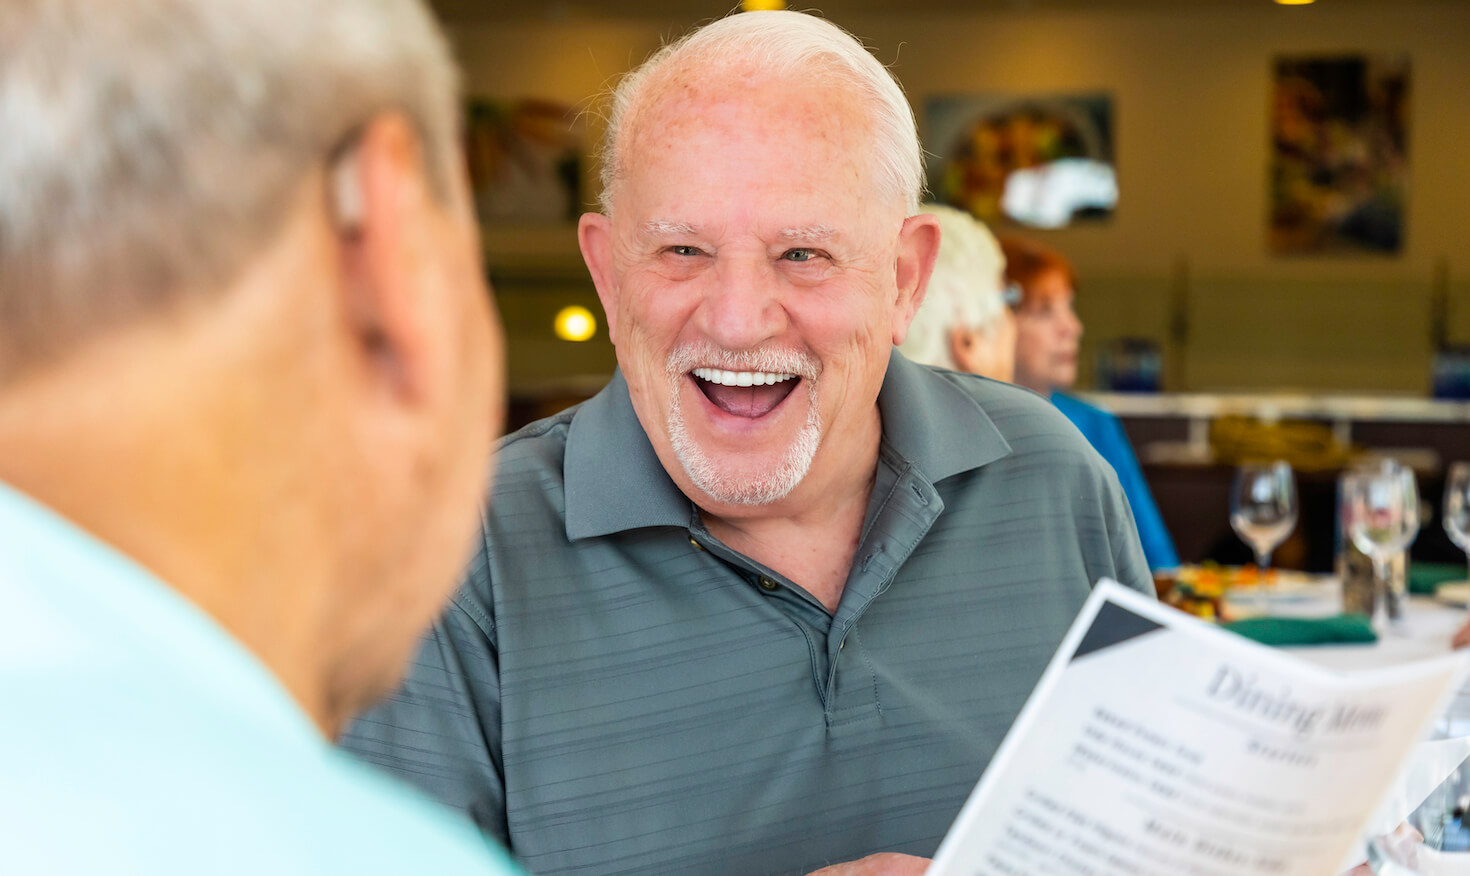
[598,10,923,216]
[0,0,460,377]
[898,205,1008,370]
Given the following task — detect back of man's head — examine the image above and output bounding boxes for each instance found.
[900,205,1009,370]
[0,0,503,737]
[597,10,923,218]
[0,0,457,378]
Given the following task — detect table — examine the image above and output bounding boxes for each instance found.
[1287,597,1469,673]
[1276,598,1470,872]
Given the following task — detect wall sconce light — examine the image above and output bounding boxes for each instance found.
[554,305,597,342]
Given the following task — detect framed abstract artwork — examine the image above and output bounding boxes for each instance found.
[1269,54,1410,255]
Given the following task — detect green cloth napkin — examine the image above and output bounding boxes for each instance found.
[1222,613,1378,646]
[1411,562,1467,595]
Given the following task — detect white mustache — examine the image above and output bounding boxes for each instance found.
[666,342,820,381]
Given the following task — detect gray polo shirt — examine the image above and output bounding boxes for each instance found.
[343,351,1152,875]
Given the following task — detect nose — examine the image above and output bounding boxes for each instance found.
[1062,304,1083,340]
[694,256,788,351]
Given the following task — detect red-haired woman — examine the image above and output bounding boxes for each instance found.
[1002,236,1179,571]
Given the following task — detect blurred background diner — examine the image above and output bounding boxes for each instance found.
[896,204,1016,382]
[428,0,1470,588]
[1002,234,1181,571]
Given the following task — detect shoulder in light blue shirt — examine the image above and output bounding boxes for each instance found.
[1051,392,1180,570]
[0,483,521,875]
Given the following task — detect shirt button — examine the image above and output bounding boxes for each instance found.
[758,575,780,592]
[689,537,705,551]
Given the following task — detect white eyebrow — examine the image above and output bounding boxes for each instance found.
[641,220,700,236]
[777,225,838,242]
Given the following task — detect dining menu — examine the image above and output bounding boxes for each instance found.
[928,581,1469,876]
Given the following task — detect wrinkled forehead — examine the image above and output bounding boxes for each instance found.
[609,62,896,222]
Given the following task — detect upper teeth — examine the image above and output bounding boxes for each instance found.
[692,367,797,387]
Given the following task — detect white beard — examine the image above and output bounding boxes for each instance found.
[664,342,823,506]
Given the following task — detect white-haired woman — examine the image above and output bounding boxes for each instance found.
[898,204,1017,381]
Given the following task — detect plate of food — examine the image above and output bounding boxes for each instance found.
[1161,564,1342,622]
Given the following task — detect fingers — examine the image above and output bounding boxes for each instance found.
[804,852,932,876]
[1454,619,1470,649]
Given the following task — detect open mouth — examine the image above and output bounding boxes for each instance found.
[691,367,801,418]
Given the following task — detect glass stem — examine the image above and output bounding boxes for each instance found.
[1255,549,1270,571]
[1371,557,1392,628]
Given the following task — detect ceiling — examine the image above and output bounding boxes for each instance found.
[429,0,1436,24]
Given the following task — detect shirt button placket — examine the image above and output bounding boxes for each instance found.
[757,575,780,593]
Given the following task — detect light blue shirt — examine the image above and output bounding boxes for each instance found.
[0,482,520,875]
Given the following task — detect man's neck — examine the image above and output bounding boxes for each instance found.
[699,419,882,614]
[0,344,340,738]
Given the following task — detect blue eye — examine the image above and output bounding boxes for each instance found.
[783,249,815,262]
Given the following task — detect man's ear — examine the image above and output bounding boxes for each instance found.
[578,212,620,345]
[891,212,942,346]
[332,113,444,406]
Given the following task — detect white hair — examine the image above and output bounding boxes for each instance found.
[0,0,460,378]
[898,204,1009,370]
[598,10,923,216]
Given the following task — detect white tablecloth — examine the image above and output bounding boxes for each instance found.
[1282,598,1470,871]
[1288,597,1468,673]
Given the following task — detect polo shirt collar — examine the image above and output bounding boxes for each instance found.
[564,370,694,540]
[877,349,1012,484]
[562,350,1011,541]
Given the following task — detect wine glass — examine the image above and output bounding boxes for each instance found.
[1445,462,1470,582]
[1230,461,1299,572]
[1343,460,1421,626]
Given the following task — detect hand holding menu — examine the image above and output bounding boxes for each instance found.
[928,581,1468,876]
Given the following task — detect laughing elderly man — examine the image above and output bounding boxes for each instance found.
[344,10,1151,876]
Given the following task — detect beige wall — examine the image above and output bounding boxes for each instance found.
[453,3,1470,395]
